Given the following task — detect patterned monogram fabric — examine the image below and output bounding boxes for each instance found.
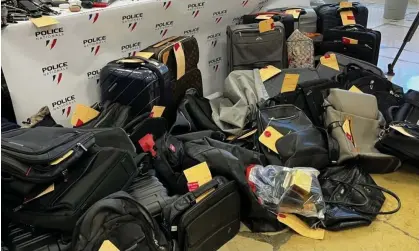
[287,29,315,68]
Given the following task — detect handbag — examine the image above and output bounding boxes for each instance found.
[313,164,401,231]
[286,29,315,68]
[256,104,330,169]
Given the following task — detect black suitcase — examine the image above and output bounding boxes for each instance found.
[315,2,368,33]
[162,177,241,251]
[6,224,71,251]
[99,57,173,118]
[127,174,177,218]
[242,12,295,38]
[316,52,384,80]
[319,24,381,65]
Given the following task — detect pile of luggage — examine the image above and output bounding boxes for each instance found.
[1,1,419,251]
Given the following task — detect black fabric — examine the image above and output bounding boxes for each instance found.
[336,64,405,121]
[256,104,330,169]
[1,69,17,123]
[387,89,419,124]
[170,88,220,135]
[183,137,284,232]
[76,102,132,129]
[310,164,401,231]
[3,149,144,231]
[319,25,381,65]
[376,122,419,165]
[315,2,368,33]
[72,191,170,251]
[162,177,240,251]
[1,118,20,132]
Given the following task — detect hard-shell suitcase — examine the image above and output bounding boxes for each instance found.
[316,52,384,80]
[127,174,177,217]
[99,57,173,118]
[264,68,320,98]
[268,7,318,33]
[319,24,381,65]
[6,224,71,251]
[242,12,295,38]
[141,36,202,106]
[315,2,368,33]
[227,22,287,73]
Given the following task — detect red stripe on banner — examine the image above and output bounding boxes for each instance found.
[131,22,137,31]
[50,39,57,49]
[162,29,168,37]
[66,106,71,117]
[194,10,199,17]
[165,1,171,9]
[57,73,62,84]
[93,13,99,23]
[95,45,100,55]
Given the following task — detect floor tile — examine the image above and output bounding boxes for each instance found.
[378,56,419,90]
[376,23,419,54]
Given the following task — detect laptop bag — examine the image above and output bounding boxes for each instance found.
[316,52,384,80]
[3,149,145,231]
[242,12,295,38]
[315,2,368,33]
[76,102,131,129]
[162,177,241,251]
[1,118,19,132]
[226,22,287,72]
[141,36,202,106]
[268,7,318,33]
[99,56,173,118]
[319,24,381,65]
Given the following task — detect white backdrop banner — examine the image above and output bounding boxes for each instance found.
[1,0,275,126]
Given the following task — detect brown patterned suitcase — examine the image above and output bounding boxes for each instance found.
[141,36,202,106]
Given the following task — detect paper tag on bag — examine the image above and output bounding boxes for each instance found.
[320,53,339,71]
[259,126,283,154]
[342,119,355,146]
[24,184,55,204]
[183,162,213,202]
[30,16,59,27]
[173,42,186,80]
[340,10,356,25]
[135,51,154,59]
[150,106,165,118]
[277,213,325,240]
[99,240,119,251]
[342,37,359,44]
[259,19,274,33]
[260,65,281,82]
[285,9,301,19]
[390,125,415,138]
[339,1,353,8]
[281,74,299,93]
[349,85,363,93]
[71,104,100,127]
[255,14,273,20]
[50,150,74,165]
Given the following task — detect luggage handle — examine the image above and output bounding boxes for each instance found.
[337,6,357,13]
[336,24,367,31]
[270,7,307,15]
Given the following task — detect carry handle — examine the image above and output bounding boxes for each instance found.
[336,24,366,31]
[190,178,222,200]
[337,6,357,13]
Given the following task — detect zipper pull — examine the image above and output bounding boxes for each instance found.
[77,143,88,152]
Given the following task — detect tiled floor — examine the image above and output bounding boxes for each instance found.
[219,1,419,251]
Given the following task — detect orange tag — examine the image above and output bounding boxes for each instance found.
[259,126,283,153]
[342,37,358,44]
[150,106,165,118]
[339,1,353,8]
[183,162,213,202]
[259,65,281,82]
[281,74,299,93]
[259,19,274,33]
[135,51,154,59]
[255,14,273,20]
[277,213,325,240]
[30,16,59,27]
[320,53,339,71]
[173,42,186,80]
[340,10,356,25]
[349,85,362,93]
[99,240,119,251]
[71,104,100,127]
[285,9,301,19]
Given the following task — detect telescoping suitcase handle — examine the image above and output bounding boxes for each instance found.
[335,24,367,31]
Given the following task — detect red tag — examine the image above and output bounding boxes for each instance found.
[174,42,180,51]
[278,213,286,218]
[345,133,353,142]
[347,15,355,20]
[325,54,330,59]
[245,164,257,192]
[138,134,157,157]
[149,112,154,118]
[342,37,350,44]
[270,22,274,29]
[187,182,199,191]
[264,131,271,137]
[169,144,176,152]
[75,119,84,127]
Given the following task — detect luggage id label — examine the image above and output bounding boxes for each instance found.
[135,51,154,59]
[339,1,353,8]
[349,85,363,93]
[320,53,339,71]
[30,16,59,28]
[24,184,55,204]
[259,126,283,154]
[150,106,166,118]
[50,150,74,165]
[342,37,358,45]
[342,119,355,146]
[340,10,356,25]
[183,162,213,202]
[281,74,299,93]
[285,9,301,19]
[99,240,119,251]
[277,213,325,240]
[173,42,186,80]
[259,19,274,33]
[260,65,281,82]
[256,14,274,20]
[71,104,100,127]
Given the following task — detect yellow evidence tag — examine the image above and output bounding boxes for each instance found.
[30,16,59,28]
[259,18,274,33]
[98,240,119,251]
[117,58,143,63]
[183,162,213,202]
[340,10,356,25]
[342,119,355,146]
[71,104,100,127]
[24,184,55,204]
[320,53,340,71]
[173,42,186,80]
[339,1,353,8]
[258,126,283,154]
[390,125,415,138]
[349,85,363,93]
[285,9,301,19]
[255,14,273,20]
[277,213,325,240]
[259,65,282,82]
[50,150,74,165]
[342,37,358,44]
[135,51,154,59]
[150,106,166,118]
[281,74,299,93]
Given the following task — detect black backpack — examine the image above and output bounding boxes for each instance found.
[72,191,170,251]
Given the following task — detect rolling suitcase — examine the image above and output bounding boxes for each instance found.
[268,7,318,33]
[127,174,177,218]
[141,36,202,106]
[99,57,173,118]
[6,224,71,251]
[319,24,381,65]
[242,12,295,38]
[316,52,384,80]
[315,2,368,33]
[227,22,287,72]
